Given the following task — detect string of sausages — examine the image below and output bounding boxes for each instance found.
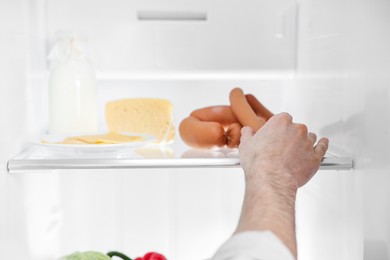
[179,88,274,148]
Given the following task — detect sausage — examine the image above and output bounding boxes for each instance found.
[226,122,241,148]
[190,105,239,125]
[245,94,273,120]
[179,89,273,148]
[179,117,227,148]
[229,88,266,132]
[179,106,242,148]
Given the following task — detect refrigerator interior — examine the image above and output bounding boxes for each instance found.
[1,0,390,259]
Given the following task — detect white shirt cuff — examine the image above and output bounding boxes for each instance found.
[210,231,294,260]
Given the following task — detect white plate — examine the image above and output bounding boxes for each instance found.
[31,132,156,154]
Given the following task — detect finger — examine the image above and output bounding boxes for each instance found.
[276,112,293,123]
[240,126,254,143]
[314,137,329,159]
[307,132,317,145]
[295,123,308,136]
[279,112,293,123]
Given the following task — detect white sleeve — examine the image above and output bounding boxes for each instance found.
[209,231,295,260]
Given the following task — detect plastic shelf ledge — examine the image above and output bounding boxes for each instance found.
[7,156,353,173]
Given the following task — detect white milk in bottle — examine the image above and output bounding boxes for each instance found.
[48,32,98,134]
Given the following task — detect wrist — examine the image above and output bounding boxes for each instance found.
[244,169,298,199]
[236,170,298,259]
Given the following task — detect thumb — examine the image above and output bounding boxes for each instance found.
[240,126,254,144]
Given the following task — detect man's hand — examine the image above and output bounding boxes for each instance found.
[236,112,329,259]
[239,112,329,189]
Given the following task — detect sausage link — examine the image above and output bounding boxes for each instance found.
[179,116,227,148]
[229,88,265,132]
[190,105,239,125]
[179,106,242,148]
[179,90,273,148]
[226,123,241,148]
[245,94,273,120]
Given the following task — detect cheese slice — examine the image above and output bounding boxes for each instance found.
[105,98,175,144]
[77,131,143,144]
[42,131,143,145]
[42,136,86,145]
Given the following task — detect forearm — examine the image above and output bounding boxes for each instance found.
[235,173,298,259]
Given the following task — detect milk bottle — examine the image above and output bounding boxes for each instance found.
[48,32,98,134]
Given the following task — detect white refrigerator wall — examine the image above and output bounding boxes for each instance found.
[43,0,296,75]
[296,0,390,259]
[0,1,47,258]
[1,0,390,260]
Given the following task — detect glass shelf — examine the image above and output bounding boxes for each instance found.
[7,142,354,173]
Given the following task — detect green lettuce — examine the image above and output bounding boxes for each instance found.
[61,251,111,260]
